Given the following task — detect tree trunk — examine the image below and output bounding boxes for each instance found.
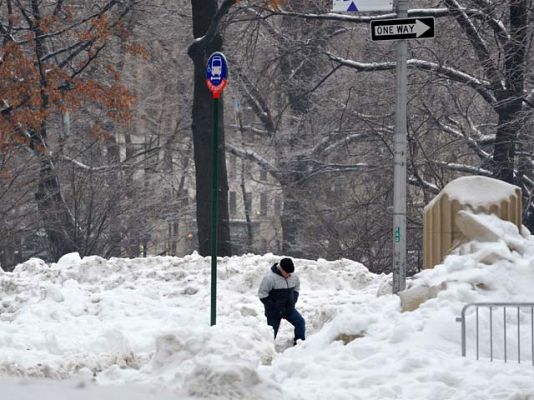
[189,0,231,256]
[280,187,306,258]
[31,0,78,261]
[273,2,326,257]
[492,1,528,185]
[105,133,123,257]
[278,160,309,258]
[35,155,77,261]
[493,99,523,184]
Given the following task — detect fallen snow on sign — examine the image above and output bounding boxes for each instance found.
[1,216,534,399]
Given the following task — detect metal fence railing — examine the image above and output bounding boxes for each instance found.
[456,302,534,365]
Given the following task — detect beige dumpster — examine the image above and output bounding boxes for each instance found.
[423,176,522,269]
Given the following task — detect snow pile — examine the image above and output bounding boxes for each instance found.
[427,175,520,209]
[1,214,534,399]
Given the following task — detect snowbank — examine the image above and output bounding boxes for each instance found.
[0,214,534,399]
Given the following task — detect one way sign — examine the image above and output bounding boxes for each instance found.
[370,17,435,41]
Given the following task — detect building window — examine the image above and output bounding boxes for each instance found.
[229,154,237,179]
[274,196,282,217]
[260,193,268,216]
[260,168,268,181]
[229,191,237,215]
[244,192,252,214]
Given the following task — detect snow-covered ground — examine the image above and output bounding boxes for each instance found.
[1,214,534,399]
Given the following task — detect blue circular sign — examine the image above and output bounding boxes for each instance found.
[206,52,228,99]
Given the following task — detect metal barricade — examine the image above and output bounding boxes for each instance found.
[456,302,534,365]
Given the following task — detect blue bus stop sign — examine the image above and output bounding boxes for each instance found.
[206,52,228,99]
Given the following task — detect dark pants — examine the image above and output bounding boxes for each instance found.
[267,309,305,342]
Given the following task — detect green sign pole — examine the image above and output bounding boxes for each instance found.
[210,97,219,327]
[206,51,228,326]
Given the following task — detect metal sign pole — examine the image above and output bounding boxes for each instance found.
[210,97,219,326]
[392,0,408,294]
